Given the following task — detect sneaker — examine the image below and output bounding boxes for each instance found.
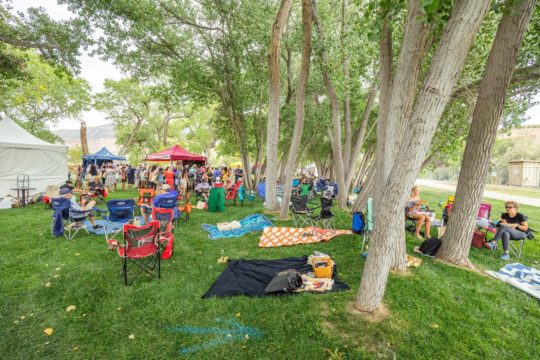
[500,253,510,261]
[486,242,497,251]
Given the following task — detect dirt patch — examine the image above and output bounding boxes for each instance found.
[347,301,390,323]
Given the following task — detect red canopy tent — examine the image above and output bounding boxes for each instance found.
[145,144,206,162]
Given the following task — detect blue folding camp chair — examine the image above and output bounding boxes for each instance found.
[51,197,94,240]
[154,196,181,226]
[102,199,135,242]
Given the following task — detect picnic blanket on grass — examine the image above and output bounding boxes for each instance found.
[203,256,349,298]
[258,226,353,248]
[485,263,540,299]
[201,214,273,239]
[85,216,147,235]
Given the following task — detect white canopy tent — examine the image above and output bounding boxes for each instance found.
[0,117,68,198]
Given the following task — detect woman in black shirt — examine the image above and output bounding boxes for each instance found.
[486,201,528,260]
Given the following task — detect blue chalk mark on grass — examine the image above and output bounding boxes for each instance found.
[167,318,263,354]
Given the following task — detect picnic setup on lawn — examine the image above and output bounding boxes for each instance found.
[2,0,540,358]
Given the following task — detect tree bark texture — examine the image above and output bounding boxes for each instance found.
[385,0,431,273]
[355,0,491,312]
[266,0,293,212]
[280,0,312,219]
[438,0,537,266]
[80,121,89,155]
[341,0,352,170]
[372,19,393,207]
[312,0,347,208]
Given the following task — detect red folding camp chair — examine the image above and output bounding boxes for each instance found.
[152,207,174,259]
[115,221,161,286]
[225,181,242,206]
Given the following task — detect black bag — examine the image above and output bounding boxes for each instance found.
[526,229,535,240]
[419,237,442,256]
[264,269,303,295]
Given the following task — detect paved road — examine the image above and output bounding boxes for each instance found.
[416,179,540,208]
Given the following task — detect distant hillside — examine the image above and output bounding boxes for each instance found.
[498,125,540,144]
[55,124,117,152]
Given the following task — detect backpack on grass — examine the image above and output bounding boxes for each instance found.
[352,211,365,234]
[419,237,442,256]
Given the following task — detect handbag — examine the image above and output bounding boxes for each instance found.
[264,269,303,294]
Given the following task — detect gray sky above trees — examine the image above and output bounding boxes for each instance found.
[11,0,540,129]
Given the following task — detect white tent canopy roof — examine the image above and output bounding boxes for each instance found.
[0,117,66,152]
[0,117,68,199]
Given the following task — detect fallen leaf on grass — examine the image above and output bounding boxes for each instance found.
[43,328,53,336]
[55,267,61,271]
[20,316,25,320]
[431,324,439,329]
[217,256,229,264]
[54,275,60,278]
[117,307,123,311]
[44,282,52,288]
[66,305,76,312]
[128,334,135,340]
[72,346,79,351]
[236,312,241,317]
[74,253,80,256]
[13,320,19,324]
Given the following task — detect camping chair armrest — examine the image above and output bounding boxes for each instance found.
[69,208,94,218]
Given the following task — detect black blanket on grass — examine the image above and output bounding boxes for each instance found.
[202,256,350,298]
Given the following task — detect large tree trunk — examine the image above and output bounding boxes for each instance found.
[80,121,89,155]
[355,0,491,313]
[385,0,431,272]
[266,0,293,212]
[312,0,347,208]
[280,0,312,219]
[341,0,352,169]
[438,0,537,267]
[372,19,393,207]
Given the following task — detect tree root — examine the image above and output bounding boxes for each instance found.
[434,256,478,272]
[348,301,390,323]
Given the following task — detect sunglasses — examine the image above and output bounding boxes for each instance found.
[505,206,514,209]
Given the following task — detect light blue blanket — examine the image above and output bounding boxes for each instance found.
[201,214,273,240]
[486,263,540,299]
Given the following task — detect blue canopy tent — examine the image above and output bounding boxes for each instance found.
[82,147,126,169]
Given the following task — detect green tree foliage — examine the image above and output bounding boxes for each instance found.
[0,48,91,142]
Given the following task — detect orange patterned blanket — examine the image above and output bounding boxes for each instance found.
[258,226,353,248]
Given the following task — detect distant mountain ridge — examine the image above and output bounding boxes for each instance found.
[54,123,118,152]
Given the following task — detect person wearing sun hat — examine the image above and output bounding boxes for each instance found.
[60,187,102,229]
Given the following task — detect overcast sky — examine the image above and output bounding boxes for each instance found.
[11,0,540,129]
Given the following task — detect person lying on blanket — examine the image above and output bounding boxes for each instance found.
[140,184,179,223]
[486,201,528,261]
[60,187,102,229]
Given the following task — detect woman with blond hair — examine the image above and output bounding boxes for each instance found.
[406,185,432,240]
[486,201,528,260]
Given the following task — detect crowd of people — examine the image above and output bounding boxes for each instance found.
[71,162,248,194]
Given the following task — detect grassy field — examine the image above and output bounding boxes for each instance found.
[0,188,539,359]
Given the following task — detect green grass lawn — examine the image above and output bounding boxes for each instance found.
[1,188,539,359]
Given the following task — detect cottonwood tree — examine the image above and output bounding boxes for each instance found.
[437,0,537,267]
[355,0,491,312]
[266,0,293,213]
[279,0,313,218]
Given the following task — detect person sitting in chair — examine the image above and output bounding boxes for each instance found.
[406,186,431,241]
[486,201,528,260]
[195,178,210,201]
[60,188,102,229]
[140,184,178,223]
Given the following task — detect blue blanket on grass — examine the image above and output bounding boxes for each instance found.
[201,214,273,240]
[486,263,540,300]
[84,216,147,235]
